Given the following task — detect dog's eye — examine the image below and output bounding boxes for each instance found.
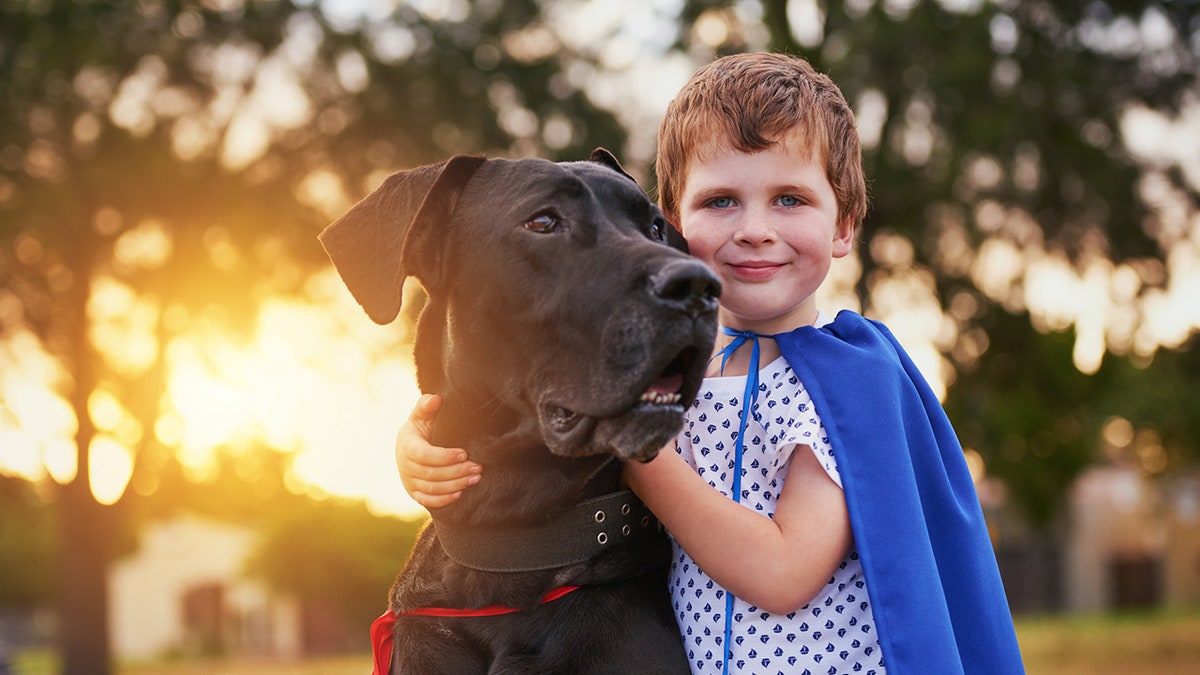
[524,212,562,234]
[649,218,668,242]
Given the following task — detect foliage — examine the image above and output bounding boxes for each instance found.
[946,310,1097,525]
[0,475,56,605]
[243,495,423,633]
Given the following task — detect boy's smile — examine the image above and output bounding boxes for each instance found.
[726,259,787,283]
[678,135,855,338]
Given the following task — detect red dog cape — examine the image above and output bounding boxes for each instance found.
[776,311,1024,674]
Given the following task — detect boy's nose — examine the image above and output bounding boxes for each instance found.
[733,212,776,245]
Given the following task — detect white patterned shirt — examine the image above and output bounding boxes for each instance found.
[669,328,887,675]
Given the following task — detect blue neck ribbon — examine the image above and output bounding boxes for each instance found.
[712,326,764,675]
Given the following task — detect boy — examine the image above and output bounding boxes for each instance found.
[398,52,1024,674]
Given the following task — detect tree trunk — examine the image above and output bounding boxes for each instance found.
[56,247,112,675]
[57,472,111,674]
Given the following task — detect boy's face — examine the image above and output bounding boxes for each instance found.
[677,135,855,335]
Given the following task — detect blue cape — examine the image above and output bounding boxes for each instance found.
[776,311,1024,674]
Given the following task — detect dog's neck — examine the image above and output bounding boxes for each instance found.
[413,301,624,528]
[430,391,616,526]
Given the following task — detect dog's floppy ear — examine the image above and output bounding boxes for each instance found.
[588,147,637,184]
[318,155,485,324]
[664,222,689,253]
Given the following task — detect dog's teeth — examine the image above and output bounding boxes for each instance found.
[640,391,682,405]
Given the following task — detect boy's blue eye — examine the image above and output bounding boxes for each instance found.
[778,195,801,207]
[710,197,734,209]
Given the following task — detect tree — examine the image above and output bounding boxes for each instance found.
[1,1,629,671]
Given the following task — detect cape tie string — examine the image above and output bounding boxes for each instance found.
[713,326,764,675]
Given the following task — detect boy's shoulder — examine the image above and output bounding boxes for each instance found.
[776,310,936,399]
[781,310,907,367]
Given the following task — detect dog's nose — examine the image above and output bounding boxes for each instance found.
[650,259,721,318]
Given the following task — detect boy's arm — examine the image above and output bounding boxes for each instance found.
[624,444,851,615]
[396,394,481,509]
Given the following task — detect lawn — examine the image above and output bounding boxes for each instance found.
[1014,609,1200,675]
[9,610,1200,674]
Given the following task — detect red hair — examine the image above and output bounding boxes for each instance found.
[655,52,867,232]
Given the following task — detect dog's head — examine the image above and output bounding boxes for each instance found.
[320,149,719,463]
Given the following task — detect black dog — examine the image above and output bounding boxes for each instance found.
[320,149,718,674]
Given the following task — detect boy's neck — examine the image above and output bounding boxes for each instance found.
[706,332,782,378]
[709,308,826,377]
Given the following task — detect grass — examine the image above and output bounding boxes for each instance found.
[121,655,374,675]
[7,653,374,675]
[8,610,1199,674]
[1015,609,1200,675]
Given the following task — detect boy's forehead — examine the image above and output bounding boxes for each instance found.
[686,127,824,170]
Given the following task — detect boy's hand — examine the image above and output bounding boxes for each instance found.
[396,394,481,509]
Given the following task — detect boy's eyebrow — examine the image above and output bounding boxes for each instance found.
[776,183,823,200]
[687,185,733,201]
[687,182,823,202]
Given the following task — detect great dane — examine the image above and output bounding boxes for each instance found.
[320,149,718,674]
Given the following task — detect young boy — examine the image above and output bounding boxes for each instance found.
[397,52,1024,674]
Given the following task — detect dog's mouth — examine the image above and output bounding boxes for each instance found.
[636,346,695,407]
[542,346,699,456]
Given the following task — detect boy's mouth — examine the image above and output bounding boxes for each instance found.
[727,260,784,280]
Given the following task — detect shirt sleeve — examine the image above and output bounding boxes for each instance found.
[768,367,844,491]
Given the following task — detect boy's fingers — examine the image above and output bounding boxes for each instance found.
[412,491,463,510]
[404,441,469,468]
[401,461,481,486]
[396,436,474,477]
[396,394,481,508]
[396,397,469,469]
[405,472,480,499]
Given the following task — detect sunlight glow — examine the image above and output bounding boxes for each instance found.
[151,270,427,517]
[90,434,134,506]
[296,169,353,221]
[219,17,316,169]
[43,437,78,485]
[969,207,1200,373]
[89,275,161,376]
[1,270,428,517]
[867,266,957,400]
[113,218,173,271]
[0,330,76,484]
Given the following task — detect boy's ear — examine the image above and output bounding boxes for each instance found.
[831,214,857,259]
